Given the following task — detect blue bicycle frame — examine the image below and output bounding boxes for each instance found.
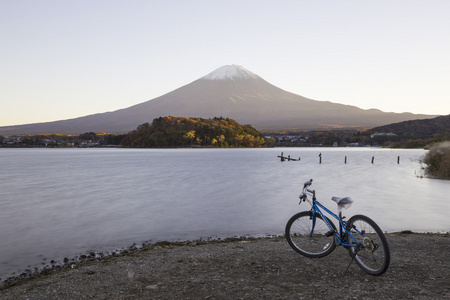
[306,192,365,250]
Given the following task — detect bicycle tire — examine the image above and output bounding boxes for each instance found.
[346,214,390,276]
[285,211,336,258]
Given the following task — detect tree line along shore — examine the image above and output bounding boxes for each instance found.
[1,115,449,149]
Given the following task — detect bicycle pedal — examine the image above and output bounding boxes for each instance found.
[325,230,335,237]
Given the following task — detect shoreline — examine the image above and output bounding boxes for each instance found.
[1,230,447,289]
[1,232,449,299]
[1,235,274,289]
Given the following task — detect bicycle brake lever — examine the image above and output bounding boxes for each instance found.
[299,193,306,204]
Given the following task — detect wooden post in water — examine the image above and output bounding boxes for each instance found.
[371,156,374,164]
[345,156,347,164]
[398,156,400,164]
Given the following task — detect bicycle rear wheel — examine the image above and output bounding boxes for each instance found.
[285,211,336,258]
[346,214,390,276]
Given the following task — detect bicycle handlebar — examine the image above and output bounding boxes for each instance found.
[303,179,313,188]
[299,179,315,203]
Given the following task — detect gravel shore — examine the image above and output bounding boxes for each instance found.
[1,233,448,299]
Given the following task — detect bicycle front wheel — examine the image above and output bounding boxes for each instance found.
[346,214,390,276]
[285,211,336,258]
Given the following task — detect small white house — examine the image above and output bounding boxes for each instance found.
[370,132,397,139]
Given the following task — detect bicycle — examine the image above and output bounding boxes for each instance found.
[285,179,390,276]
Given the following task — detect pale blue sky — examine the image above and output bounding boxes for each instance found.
[1,0,449,126]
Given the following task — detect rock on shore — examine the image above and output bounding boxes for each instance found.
[1,233,449,299]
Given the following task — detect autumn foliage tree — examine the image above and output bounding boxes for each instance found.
[120,116,271,148]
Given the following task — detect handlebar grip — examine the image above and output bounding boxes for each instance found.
[303,179,313,188]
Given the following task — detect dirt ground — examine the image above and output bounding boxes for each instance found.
[1,233,448,299]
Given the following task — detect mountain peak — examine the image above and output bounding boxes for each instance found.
[202,64,259,80]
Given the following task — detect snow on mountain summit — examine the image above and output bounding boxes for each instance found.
[202,65,259,80]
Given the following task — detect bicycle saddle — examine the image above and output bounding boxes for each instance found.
[331,196,353,210]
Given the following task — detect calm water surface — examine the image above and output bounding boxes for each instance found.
[0,148,448,281]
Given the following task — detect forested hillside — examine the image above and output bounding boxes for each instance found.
[120,116,273,148]
[364,114,450,147]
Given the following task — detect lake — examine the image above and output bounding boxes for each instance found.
[0,147,448,282]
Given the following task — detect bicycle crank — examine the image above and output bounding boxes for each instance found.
[363,237,375,252]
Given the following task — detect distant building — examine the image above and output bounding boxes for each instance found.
[370,132,397,139]
[2,136,22,145]
[347,142,360,147]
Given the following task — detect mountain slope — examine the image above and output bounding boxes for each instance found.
[0,65,437,135]
[365,114,450,138]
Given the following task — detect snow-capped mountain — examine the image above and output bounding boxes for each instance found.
[202,65,259,80]
[0,65,436,135]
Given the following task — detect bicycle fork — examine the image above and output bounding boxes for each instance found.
[309,209,317,238]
